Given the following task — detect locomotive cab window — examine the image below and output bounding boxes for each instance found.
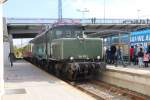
[56,30,82,38]
[65,31,71,38]
[56,30,63,38]
[74,31,82,38]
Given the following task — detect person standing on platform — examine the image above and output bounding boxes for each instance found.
[116,46,125,67]
[110,45,116,64]
[138,48,144,67]
[143,51,149,67]
[134,45,138,65]
[8,52,14,67]
[93,17,96,24]
[130,46,134,64]
[91,18,94,24]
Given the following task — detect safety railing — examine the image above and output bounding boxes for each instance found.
[7,18,150,25]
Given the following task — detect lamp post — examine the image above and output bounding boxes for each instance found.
[137,9,141,22]
[77,8,89,19]
[58,0,62,21]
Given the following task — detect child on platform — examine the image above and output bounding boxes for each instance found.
[143,51,149,67]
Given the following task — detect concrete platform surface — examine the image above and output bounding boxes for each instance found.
[107,65,150,77]
[98,64,150,96]
[2,60,95,100]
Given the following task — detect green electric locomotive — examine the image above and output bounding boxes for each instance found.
[29,23,106,81]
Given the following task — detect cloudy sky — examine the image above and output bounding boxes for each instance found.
[3,0,150,19]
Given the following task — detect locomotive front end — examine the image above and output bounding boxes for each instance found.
[51,38,106,81]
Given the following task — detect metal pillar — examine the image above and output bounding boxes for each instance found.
[118,33,121,46]
[128,32,131,64]
[58,0,62,21]
[1,1,8,96]
[3,17,11,67]
[103,0,106,23]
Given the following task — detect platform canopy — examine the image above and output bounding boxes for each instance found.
[83,24,150,37]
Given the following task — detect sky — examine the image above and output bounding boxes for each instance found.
[3,0,150,46]
[3,0,150,19]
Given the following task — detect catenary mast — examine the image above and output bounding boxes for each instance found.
[58,0,62,21]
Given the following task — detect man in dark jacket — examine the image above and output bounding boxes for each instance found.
[138,48,144,67]
[9,52,15,67]
[110,45,116,64]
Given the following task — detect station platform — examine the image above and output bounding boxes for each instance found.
[2,60,95,100]
[98,64,150,97]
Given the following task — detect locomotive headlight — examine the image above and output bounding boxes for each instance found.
[97,56,100,60]
[86,57,89,60]
[70,57,74,60]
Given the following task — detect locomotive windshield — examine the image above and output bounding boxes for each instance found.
[54,25,86,38]
[55,30,83,38]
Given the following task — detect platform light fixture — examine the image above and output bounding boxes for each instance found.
[137,9,141,22]
[77,8,89,19]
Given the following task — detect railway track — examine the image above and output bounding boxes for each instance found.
[69,80,150,100]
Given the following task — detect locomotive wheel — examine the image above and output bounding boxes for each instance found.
[44,61,49,72]
[39,61,43,69]
[67,67,74,81]
[50,62,56,74]
[55,63,64,77]
[55,63,62,77]
[66,63,78,81]
[42,60,46,71]
[47,61,51,73]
